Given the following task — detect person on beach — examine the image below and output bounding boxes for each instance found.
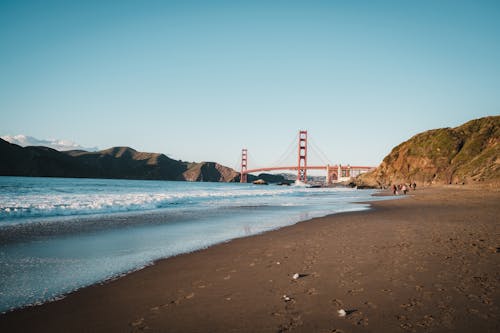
[402,184,408,195]
[412,182,417,190]
[392,184,397,195]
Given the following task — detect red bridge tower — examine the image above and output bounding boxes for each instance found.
[297,130,308,183]
[240,148,248,183]
[240,130,311,184]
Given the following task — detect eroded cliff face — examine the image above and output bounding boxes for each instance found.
[181,162,239,182]
[357,116,499,187]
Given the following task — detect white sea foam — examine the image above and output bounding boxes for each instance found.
[0,176,385,313]
[0,181,339,222]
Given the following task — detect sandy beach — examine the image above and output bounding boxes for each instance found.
[0,185,498,332]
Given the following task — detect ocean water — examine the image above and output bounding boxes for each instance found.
[0,176,382,313]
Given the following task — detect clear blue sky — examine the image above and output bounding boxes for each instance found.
[1,0,499,169]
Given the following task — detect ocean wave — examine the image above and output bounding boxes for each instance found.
[0,186,339,222]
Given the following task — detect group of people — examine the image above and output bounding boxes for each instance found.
[392,182,416,195]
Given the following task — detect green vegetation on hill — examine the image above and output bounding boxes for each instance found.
[357,116,499,187]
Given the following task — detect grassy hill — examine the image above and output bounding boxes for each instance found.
[357,116,499,187]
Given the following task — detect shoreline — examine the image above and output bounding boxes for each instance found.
[1,185,499,332]
[0,187,381,314]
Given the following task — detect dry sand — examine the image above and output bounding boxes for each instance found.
[0,185,499,332]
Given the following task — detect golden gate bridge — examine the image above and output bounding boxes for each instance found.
[240,130,375,185]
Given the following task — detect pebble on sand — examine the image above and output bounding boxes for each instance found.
[338,309,347,317]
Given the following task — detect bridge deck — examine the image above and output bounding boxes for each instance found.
[243,165,375,174]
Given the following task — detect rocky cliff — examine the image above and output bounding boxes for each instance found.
[0,140,239,182]
[357,116,499,187]
[182,162,239,182]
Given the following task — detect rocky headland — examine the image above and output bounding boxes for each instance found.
[357,116,499,187]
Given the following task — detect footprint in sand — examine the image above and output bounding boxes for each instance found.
[347,287,364,295]
[480,296,493,305]
[433,283,445,292]
[331,299,344,307]
[335,309,366,326]
[130,317,144,327]
[130,317,149,331]
[468,308,489,319]
[399,322,413,331]
[271,311,284,318]
[439,311,455,329]
[396,314,414,331]
[364,301,377,309]
[307,288,319,295]
[400,298,423,311]
[192,280,209,289]
[416,314,436,328]
[305,271,320,278]
[422,291,434,300]
[278,312,303,331]
[355,317,369,327]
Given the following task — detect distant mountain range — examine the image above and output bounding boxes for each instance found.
[357,116,499,187]
[1,134,99,152]
[0,140,241,182]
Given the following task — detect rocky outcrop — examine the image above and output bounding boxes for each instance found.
[357,116,499,187]
[182,162,239,182]
[252,173,286,183]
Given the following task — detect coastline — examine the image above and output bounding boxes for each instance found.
[1,185,499,332]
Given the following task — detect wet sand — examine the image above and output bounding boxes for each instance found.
[1,185,499,332]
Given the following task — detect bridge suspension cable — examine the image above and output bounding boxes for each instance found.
[233,152,242,171]
[239,130,375,184]
[246,150,264,170]
[270,132,299,168]
[308,134,334,166]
